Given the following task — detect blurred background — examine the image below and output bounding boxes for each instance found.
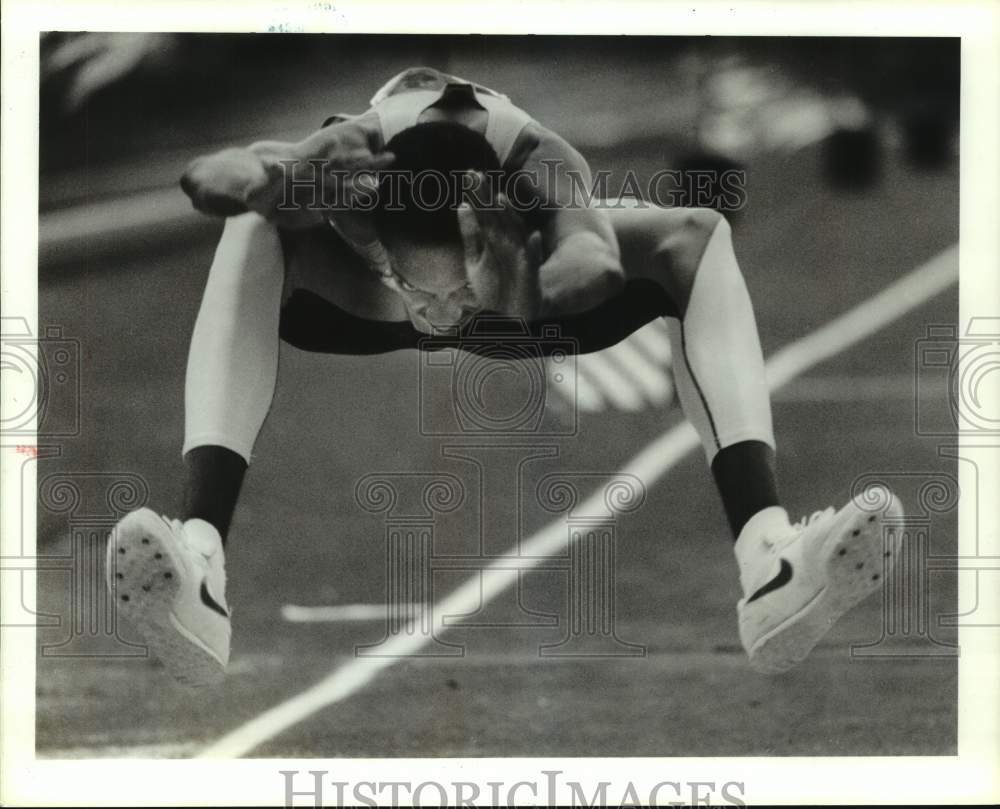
[34,35,960,759]
[38,35,958,260]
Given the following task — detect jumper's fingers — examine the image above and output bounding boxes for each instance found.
[361,151,395,171]
[461,170,490,208]
[457,203,484,268]
[464,242,500,311]
[495,193,529,234]
[479,193,528,244]
[324,152,393,192]
[336,149,395,172]
[341,172,380,202]
[350,172,379,192]
[526,230,544,273]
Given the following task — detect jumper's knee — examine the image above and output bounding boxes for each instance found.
[207,212,284,287]
[649,207,728,315]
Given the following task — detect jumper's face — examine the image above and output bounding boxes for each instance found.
[384,240,480,332]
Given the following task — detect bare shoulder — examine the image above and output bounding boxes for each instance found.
[508,120,587,171]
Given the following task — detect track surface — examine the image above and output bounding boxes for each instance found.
[35,74,959,758]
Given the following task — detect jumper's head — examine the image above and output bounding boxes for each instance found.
[373,121,505,332]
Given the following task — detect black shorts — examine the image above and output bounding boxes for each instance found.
[279,278,677,358]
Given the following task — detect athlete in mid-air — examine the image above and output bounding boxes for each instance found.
[106,67,903,685]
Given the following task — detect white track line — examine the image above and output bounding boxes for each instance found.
[282,604,423,622]
[568,370,607,412]
[630,319,674,363]
[606,340,674,405]
[572,352,648,411]
[198,244,958,759]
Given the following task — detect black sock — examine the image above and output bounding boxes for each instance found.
[182,445,247,544]
[711,440,781,540]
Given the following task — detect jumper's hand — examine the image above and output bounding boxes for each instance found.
[457,185,543,320]
[181,118,393,232]
[181,147,275,218]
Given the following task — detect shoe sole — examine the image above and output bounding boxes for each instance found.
[747,495,903,674]
[107,510,226,687]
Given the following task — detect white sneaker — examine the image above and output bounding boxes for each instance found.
[106,507,231,686]
[735,487,903,674]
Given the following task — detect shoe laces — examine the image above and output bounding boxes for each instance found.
[761,508,834,554]
[791,507,835,533]
[164,515,211,561]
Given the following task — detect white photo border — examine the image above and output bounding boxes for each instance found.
[2,1,997,805]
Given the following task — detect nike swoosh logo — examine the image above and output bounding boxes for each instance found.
[746,558,793,604]
[200,580,230,619]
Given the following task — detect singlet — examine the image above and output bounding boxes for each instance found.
[325,66,537,168]
[316,66,539,280]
